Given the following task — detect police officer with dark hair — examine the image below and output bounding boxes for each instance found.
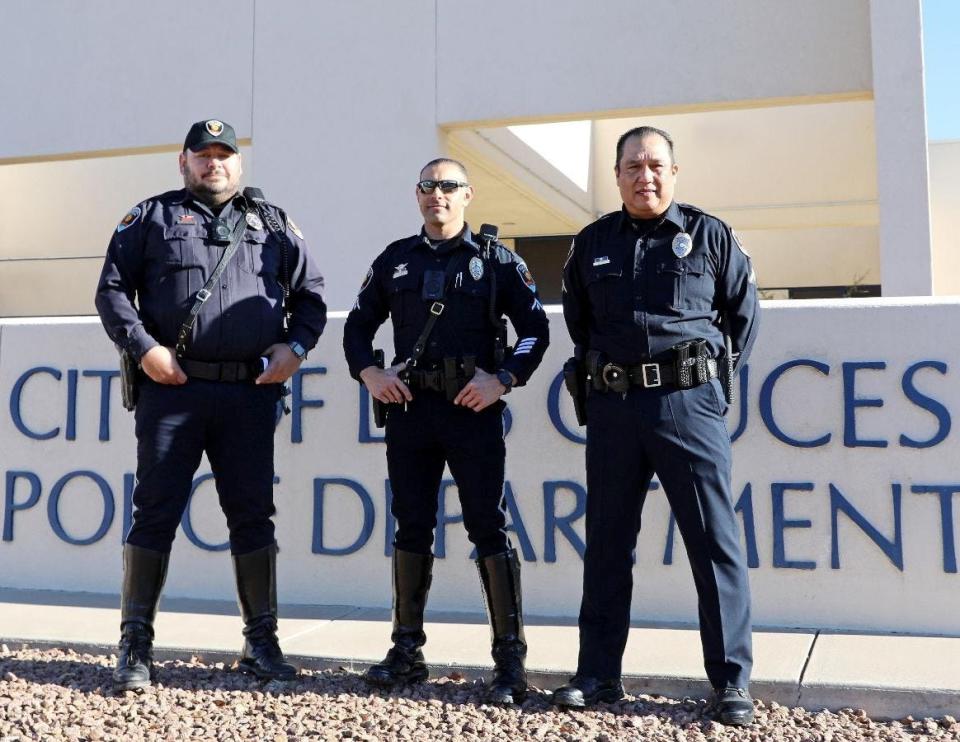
[343,157,549,704]
[95,119,327,692]
[553,126,759,726]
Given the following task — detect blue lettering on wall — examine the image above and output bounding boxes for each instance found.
[543,480,586,562]
[547,371,586,444]
[842,361,887,448]
[83,370,119,442]
[48,470,114,546]
[3,471,42,541]
[358,386,385,444]
[900,361,951,448]
[10,367,62,440]
[312,478,374,555]
[179,473,229,552]
[65,370,78,441]
[911,484,960,573]
[829,483,902,570]
[735,483,760,568]
[729,365,749,443]
[291,366,327,444]
[771,482,816,569]
[760,360,831,448]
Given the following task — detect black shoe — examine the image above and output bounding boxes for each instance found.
[112,544,168,693]
[112,622,154,692]
[233,543,298,681]
[486,640,527,704]
[552,676,624,708]
[238,616,297,681]
[707,687,755,726]
[363,641,429,688]
[364,549,433,689]
[477,550,528,705]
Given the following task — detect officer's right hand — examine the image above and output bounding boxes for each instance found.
[359,363,412,404]
[140,346,188,385]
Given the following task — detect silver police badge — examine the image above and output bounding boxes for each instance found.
[672,232,693,258]
[245,212,264,230]
[469,256,484,281]
[205,120,224,136]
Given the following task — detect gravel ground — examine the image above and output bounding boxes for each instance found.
[1,644,958,741]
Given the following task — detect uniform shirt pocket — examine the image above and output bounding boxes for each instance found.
[653,255,710,309]
[389,273,422,327]
[585,265,623,320]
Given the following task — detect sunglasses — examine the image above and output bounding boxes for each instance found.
[416,179,469,195]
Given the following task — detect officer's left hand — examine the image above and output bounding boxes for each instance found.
[256,343,302,385]
[453,368,511,412]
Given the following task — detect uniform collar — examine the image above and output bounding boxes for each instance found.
[616,201,684,233]
[416,224,479,255]
[174,188,246,216]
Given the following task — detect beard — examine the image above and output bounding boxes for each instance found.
[183,169,238,207]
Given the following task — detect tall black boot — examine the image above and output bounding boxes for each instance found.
[364,549,433,688]
[477,549,528,704]
[233,543,297,681]
[113,544,169,693]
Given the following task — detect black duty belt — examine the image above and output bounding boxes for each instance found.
[600,358,718,390]
[179,358,262,383]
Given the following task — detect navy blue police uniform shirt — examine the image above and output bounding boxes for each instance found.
[562,201,758,369]
[95,189,327,363]
[343,225,549,385]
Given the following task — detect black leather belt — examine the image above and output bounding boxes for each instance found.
[601,359,718,390]
[179,358,262,383]
[404,369,446,392]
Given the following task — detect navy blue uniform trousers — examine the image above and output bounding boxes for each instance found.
[127,378,280,555]
[385,391,510,559]
[578,378,752,688]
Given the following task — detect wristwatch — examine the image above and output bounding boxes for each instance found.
[495,369,514,394]
[287,340,307,360]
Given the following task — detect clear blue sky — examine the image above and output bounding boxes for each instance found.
[923,0,960,141]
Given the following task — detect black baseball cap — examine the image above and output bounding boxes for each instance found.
[183,119,239,154]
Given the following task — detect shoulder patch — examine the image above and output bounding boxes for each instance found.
[359,266,374,292]
[287,217,304,240]
[116,206,142,233]
[516,261,537,293]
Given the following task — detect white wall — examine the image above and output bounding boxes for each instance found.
[930,141,960,295]
[436,0,873,125]
[3,302,960,635]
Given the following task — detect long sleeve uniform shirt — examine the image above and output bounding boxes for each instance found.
[343,225,549,385]
[562,201,758,369]
[95,188,327,363]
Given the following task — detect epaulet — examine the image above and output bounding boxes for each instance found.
[493,243,518,264]
[677,201,730,229]
[598,211,619,221]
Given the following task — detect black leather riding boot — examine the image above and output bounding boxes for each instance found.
[364,549,433,687]
[233,543,297,681]
[113,544,169,692]
[477,549,528,704]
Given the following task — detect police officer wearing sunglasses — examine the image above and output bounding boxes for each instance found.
[343,158,549,704]
[95,119,327,692]
[553,127,759,726]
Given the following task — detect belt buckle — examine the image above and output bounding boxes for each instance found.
[430,301,445,316]
[641,363,661,388]
[196,288,212,302]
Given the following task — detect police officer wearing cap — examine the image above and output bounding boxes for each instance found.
[95,119,327,692]
[553,127,759,726]
[343,158,549,704]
